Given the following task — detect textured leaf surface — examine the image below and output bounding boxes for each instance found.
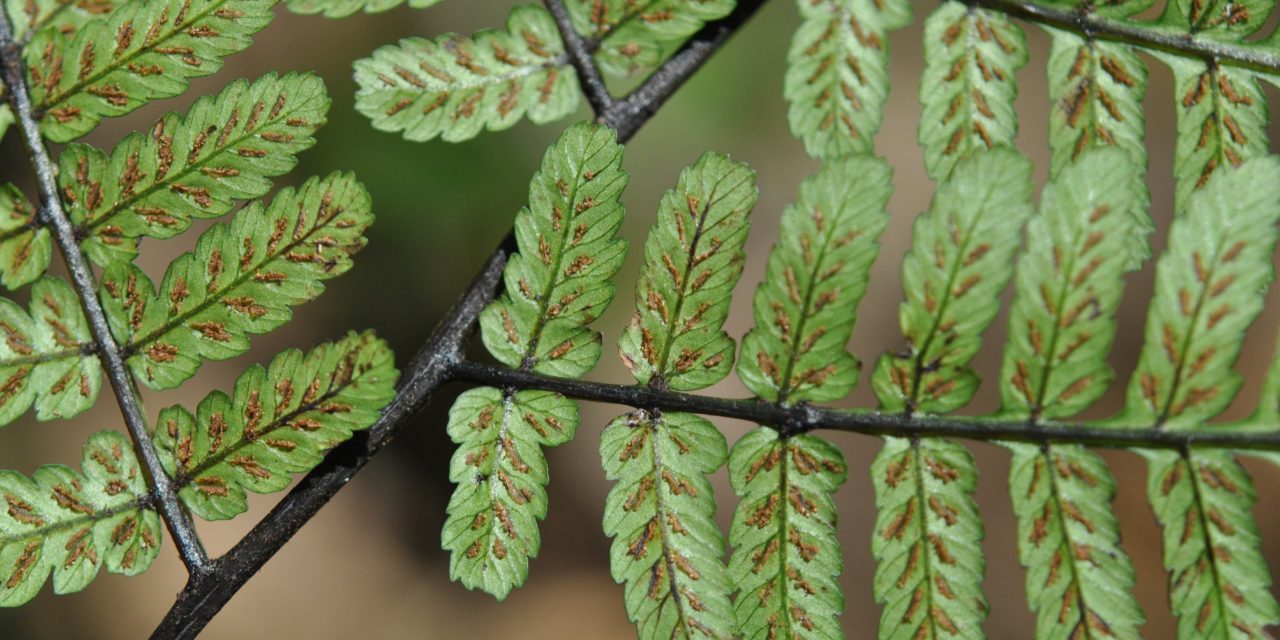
[602,410,733,639]
[0,430,160,606]
[872,437,984,639]
[1167,57,1266,213]
[728,427,847,640]
[354,5,578,143]
[1160,0,1271,38]
[738,155,891,404]
[1124,157,1280,429]
[26,0,274,142]
[871,148,1033,415]
[479,123,626,378]
[152,332,397,521]
[6,0,121,41]
[618,151,757,391]
[1007,443,1143,639]
[57,72,329,268]
[565,0,735,77]
[1000,149,1146,420]
[100,172,373,391]
[442,387,578,599]
[918,3,1027,181]
[285,0,440,18]
[785,0,911,159]
[0,184,51,289]
[0,277,101,427]
[1147,449,1277,638]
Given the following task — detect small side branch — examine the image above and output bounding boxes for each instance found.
[0,14,210,575]
[544,0,613,115]
[973,0,1280,74]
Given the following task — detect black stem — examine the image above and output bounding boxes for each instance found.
[0,13,210,575]
[544,0,613,114]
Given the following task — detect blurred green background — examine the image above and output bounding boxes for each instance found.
[2,1,1280,637]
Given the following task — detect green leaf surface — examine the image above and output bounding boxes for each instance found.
[617,151,757,391]
[26,0,275,142]
[566,0,735,77]
[728,426,847,640]
[1007,443,1143,639]
[56,72,329,268]
[5,0,121,41]
[285,0,440,18]
[0,277,101,427]
[152,331,397,520]
[918,2,1027,182]
[0,430,160,606]
[1147,449,1278,638]
[601,410,734,639]
[785,0,911,159]
[1033,0,1155,18]
[871,436,984,640]
[478,123,627,378]
[1124,157,1280,429]
[999,149,1146,420]
[737,155,891,404]
[1159,0,1272,39]
[442,387,579,599]
[0,184,51,290]
[354,4,579,143]
[99,172,374,391]
[871,147,1033,415]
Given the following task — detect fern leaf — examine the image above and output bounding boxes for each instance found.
[1168,58,1266,213]
[871,436,984,639]
[151,331,397,521]
[784,0,911,159]
[601,410,734,639]
[1125,157,1280,428]
[1160,0,1271,38]
[354,5,578,143]
[565,0,735,77]
[737,155,891,404]
[0,184,51,289]
[5,0,119,43]
[726,428,846,639]
[285,0,440,18]
[0,277,101,427]
[0,430,160,606]
[442,387,578,599]
[55,72,329,268]
[1007,443,1143,639]
[617,151,757,391]
[1147,449,1278,637]
[478,123,626,377]
[871,147,1033,414]
[25,0,275,142]
[918,3,1027,182]
[1036,0,1155,18]
[98,172,373,391]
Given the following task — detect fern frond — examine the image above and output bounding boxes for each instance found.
[918,2,1027,182]
[151,331,396,521]
[601,410,734,639]
[56,72,329,268]
[1160,0,1271,38]
[442,387,578,599]
[98,172,373,391]
[617,151,757,390]
[285,0,440,18]
[0,277,100,427]
[25,0,274,142]
[564,0,734,77]
[737,155,891,403]
[784,0,911,159]
[729,427,847,639]
[0,430,160,606]
[871,436,984,640]
[0,184,50,289]
[871,147,1033,414]
[353,4,578,143]
[448,124,627,599]
[604,150,755,639]
[6,0,119,44]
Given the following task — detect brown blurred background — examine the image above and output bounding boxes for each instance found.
[1,1,1280,637]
